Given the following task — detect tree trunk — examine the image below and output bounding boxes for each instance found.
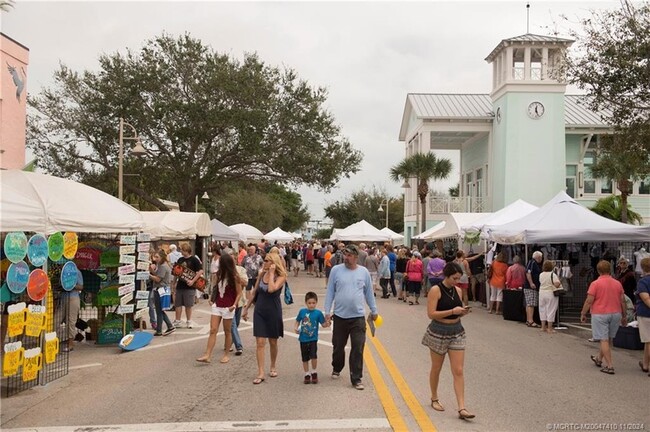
[618,178,631,224]
[418,180,429,235]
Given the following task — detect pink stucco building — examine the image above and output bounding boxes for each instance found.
[0,33,29,170]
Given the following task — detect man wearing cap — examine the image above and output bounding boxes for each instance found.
[324,244,378,390]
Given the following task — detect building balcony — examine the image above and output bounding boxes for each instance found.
[404,196,490,217]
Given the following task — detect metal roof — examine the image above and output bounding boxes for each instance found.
[407,94,494,119]
[485,33,574,62]
[406,93,609,127]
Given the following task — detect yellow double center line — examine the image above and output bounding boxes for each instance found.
[364,330,438,432]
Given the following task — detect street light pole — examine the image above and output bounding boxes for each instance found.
[195,191,210,212]
[377,199,389,228]
[118,118,146,201]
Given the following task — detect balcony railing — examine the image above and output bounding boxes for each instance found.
[403,196,490,217]
[428,196,490,214]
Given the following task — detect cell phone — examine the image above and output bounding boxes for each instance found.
[464,306,472,310]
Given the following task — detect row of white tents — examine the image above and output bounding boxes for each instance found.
[0,170,299,243]
[413,191,650,244]
[3,171,648,245]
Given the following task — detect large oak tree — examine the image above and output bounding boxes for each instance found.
[27,33,362,211]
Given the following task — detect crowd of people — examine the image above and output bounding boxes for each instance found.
[125,237,649,424]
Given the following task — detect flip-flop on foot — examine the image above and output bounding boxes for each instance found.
[269,370,278,378]
[253,377,265,384]
[430,399,445,412]
[590,355,602,368]
[196,357,211,364]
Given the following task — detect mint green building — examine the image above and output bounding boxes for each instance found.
[398,34,650,245]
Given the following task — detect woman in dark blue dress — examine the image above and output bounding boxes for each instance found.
[243,252,287,384]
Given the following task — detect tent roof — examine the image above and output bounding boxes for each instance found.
[333,220,392,242]
[140,211,212,240]
[380,227,405,242]
[0,170,143,234]
[485,191,650,244]
[229,223,264,242]
[414,213,491,241]
[264,227,295,243]
[210,219,242,241]
[460,199,538,237]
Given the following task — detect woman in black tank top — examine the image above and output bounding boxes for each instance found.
[422,261,475,420]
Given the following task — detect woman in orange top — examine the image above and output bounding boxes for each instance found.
[488,252,508,315]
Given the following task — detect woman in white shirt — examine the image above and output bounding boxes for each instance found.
[538,260,562,333]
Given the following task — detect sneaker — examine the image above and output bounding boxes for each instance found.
[172,320,183,327]
[186,320,193,329]
[311,372,318,384]
[153,332,162,337]
[331,371,340,379]
[353,381,364,390]
[304,374,311,384]
[235,349,243,356]
[163,328,175,336]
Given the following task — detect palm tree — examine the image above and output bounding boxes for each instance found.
[389,152,452,234]
[0,1,15,12]
[589,195,643,225]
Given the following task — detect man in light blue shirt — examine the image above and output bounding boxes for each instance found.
[324,244,378,390]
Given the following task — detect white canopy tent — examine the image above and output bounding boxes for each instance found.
[328,228,341,242]
[380,227,405,243]
[264,227,295,243]
[485,191,650,244]
[460,199,538,239]
[413,213,491,241]
[140,211,212,240]
[0,170,144,234]
[229,223,264,243]
[331,220,392,242]
[210,219,243,241]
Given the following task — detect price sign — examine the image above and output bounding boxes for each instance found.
[134,307,149,320]
[136,299,148,309]
[135,290,149,300]
[137,243,150,253]
[120,254,135,264]
[119,235,136,245]
[119,245,135,255]
[117,304,135,315]
[119,274,135,285]
[136,272,150,281]
[137,252,150,263]
[137,233,151,242]
[120,292,134,305]
[118,283,135,296]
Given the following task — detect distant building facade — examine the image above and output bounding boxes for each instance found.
[399,33,650,245]
[1,33,29,170]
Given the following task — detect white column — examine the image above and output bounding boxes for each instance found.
[542,47,549,80]
[505,47,513,82]
[524,47,531,80]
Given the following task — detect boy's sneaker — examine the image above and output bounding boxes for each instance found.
[303,374,311,384]
[172,320,183,327]
[353,381,364,390]
[163,328,175,336]
[331,371,340,379]
[186,320,193,329]
[311,372,318,384]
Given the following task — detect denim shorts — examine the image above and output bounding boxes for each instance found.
[591,313,622,341]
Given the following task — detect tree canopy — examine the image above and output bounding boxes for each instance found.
[589,194,644,225]
[27,33,363,211]
[389,152,452,234]
[561,0,650,222]
[324,187,404,233]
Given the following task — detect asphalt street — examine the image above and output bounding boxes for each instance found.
[1,270,648,432]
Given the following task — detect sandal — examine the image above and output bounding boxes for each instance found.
[252,377,265,384]
[458,408,475,420]
[408,301,414,305]
[600,366,615,375]
[590,355,602,368]
[526,321,540,328]
[639,361,649,373]
[269,370,278,378]
[430,399,445,412]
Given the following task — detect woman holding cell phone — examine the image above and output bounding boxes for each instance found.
[421,261,475,421]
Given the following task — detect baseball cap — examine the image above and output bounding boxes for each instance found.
[344,244,359,255]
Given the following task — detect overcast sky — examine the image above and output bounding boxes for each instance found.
[2,0,617,221]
